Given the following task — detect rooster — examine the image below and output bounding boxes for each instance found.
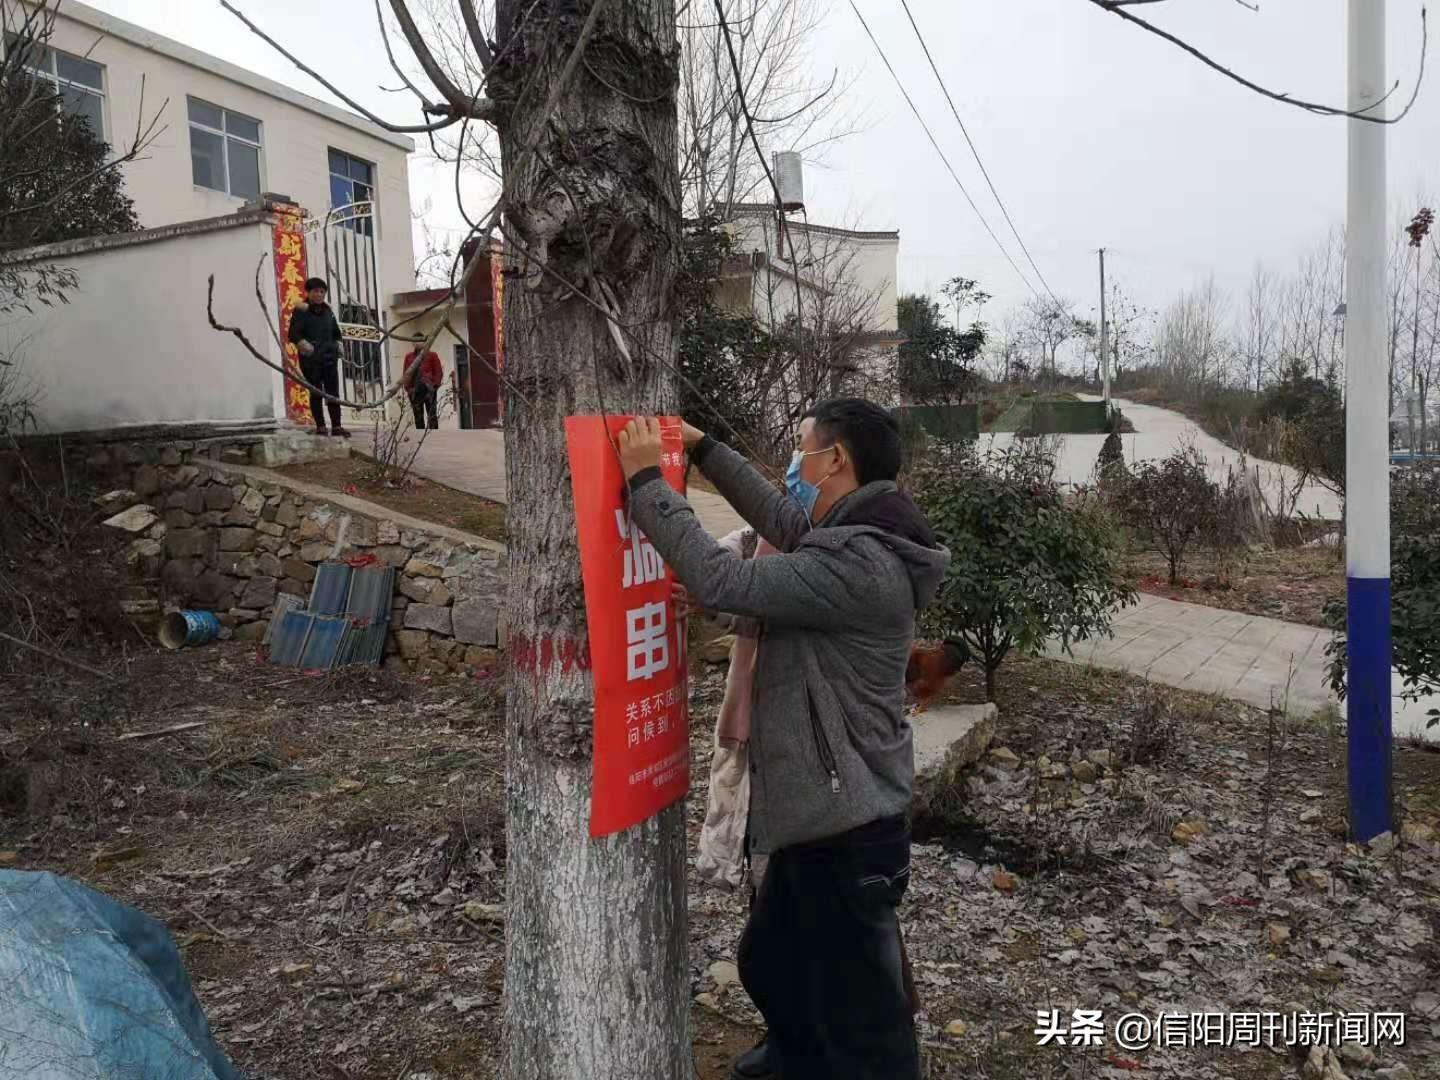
[905,638,970,711]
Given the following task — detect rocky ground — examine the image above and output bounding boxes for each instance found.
[2,643,1437,1080]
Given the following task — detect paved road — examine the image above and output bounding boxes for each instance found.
[986,396,1344,520]
[1045,591,1435,742]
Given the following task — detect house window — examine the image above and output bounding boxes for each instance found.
[9,37,106,137]
[188,98,262,199]
[328,149,375,235]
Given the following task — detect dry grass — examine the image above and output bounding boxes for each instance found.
[1122,541,1343,628]
[273,455,507,543]
[4,636,1437,1079]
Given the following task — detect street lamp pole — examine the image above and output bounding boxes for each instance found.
[1345,0,1392,842]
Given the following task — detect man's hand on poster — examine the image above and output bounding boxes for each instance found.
[671,582,691,620]
[617,417,706,481]
[617,417,664,480]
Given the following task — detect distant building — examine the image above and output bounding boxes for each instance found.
[715,203,903,404]
[3,2,438,434]
[391,239,506,431]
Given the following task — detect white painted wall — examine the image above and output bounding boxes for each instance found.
[43,2,416,309]
[4,218,287,433]
[727,214,899,333]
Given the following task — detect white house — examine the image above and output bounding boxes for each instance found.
[3,2,419,434]
[718,203,903,402]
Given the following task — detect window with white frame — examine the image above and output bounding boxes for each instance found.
[8,37,106,138]
[328,148,375,235]
[188,98,262,200]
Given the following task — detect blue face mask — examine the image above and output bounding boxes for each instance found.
[786,446,836,520]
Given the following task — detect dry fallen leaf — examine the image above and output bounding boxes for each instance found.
[1171,821,1208,845]
[992,870,1018,893]
[92,845,144,870]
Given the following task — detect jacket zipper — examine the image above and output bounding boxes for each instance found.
[805,684,841,793]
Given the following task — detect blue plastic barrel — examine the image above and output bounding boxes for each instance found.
[158,610,222,650]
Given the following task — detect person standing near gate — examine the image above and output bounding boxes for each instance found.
[287,277,350,438]
[402,332,444,430]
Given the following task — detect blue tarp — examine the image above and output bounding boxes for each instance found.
[0,870,242,1079]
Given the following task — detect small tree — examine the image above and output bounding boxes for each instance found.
[1326,464,1440,728]
[1095,426,1126,488]
[2,0,149,314]
[896,292,986,406]
[913,441,1136,700]
[1114,447,1220,585]
[675,218,778,454]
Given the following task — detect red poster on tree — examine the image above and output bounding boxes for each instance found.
[565,415,690,837]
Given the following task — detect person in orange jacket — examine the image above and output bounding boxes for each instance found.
[402,333,444,430]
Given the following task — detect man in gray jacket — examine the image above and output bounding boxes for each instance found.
[618,399,949,1080]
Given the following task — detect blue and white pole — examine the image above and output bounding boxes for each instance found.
[1345,0,1392,842]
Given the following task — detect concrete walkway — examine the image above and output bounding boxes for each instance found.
[375,428,745,536]
[1045,591,1435,742]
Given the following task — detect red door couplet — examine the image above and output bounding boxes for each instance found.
[564,415,691,838]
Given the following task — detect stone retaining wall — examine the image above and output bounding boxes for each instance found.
[85,441,504,675]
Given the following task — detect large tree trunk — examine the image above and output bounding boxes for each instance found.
[491,2,689,1077]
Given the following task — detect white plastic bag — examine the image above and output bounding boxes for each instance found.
[696,731,749,890]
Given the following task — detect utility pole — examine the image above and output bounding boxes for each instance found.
[1098,247,1110,405]
[1345,0,1392,842]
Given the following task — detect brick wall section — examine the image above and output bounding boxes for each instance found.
[85,441,505,675]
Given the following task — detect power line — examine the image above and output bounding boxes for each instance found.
[845,0,1041,301]
[896,0,1061,304]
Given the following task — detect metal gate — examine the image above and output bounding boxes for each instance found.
[317,201,385,405]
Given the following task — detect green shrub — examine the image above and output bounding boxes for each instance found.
[1096,427,1126,487]
[913,442,1136,700]
[1325,464,1440,728]
[1113,448,1220,585]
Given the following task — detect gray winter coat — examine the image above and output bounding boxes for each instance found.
[627,439,950,856]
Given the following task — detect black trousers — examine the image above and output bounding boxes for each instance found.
[738,814,920,1080]
[410,383,439,429]
[304,360,341,431]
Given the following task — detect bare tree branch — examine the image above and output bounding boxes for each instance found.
[459,0,498,72]
[208,262,405,411]
[1087,0,1428,124]
[387,0,486,115]
[213,0,605,414]
[373,0,440,111]
[749,66,837,125]
[218,0,472,132]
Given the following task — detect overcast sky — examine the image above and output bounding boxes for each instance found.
[87,0,1440,327]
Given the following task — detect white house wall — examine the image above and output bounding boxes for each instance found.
[5,219,286,433]
[727,215,899,333]
[43,3,416,313]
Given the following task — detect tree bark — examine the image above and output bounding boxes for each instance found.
[491,2,689,1077]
